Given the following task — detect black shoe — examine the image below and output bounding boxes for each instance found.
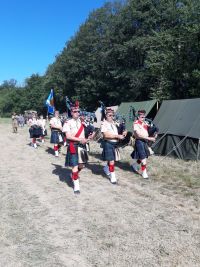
[74,190,80,194]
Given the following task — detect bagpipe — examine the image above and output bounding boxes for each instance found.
[80,110,97,138]
[144,118,159,137]
[65,96,72,119]
[99,101,106,121]
[115,112,132,148]
[115,113,126,135]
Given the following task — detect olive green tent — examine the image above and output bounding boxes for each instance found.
[117,99,158,131]
[153,99,200,160]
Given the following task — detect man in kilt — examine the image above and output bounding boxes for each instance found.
[28,113,42,148]
[49,111,63,157]
[63,102,89,194]
[101,108,126,184]
[38,114,47,143]
[131,110,156,179]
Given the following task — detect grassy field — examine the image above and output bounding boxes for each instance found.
[0,117,11,124]
[0,122,199,266]
[120,145,200,191]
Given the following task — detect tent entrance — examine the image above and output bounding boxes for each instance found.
[154,134,199,160]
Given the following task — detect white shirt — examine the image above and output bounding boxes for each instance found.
[50,117,62,129]
[133,120,149,138]
[28,118,38,127]
[38,119,46,129]
[62,118,85,138]
[101,120,118,143]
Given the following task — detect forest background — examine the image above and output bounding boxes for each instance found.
[0,0,200,116]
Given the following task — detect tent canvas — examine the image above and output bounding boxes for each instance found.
[117,100,158,132]
[93,106,118,128]
[153,98,200,160]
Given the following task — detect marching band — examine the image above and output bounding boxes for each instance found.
[13,99,158,194]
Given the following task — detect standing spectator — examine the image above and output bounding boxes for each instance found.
[11,112,18,133]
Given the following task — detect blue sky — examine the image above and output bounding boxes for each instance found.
[0,0,110,86]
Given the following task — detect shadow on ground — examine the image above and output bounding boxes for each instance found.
[52,163,73,188]
[116,161,132,172]
[89,151,132,172]
[86,162,103,176]
[89,151,102,160]
[46,147,55,156]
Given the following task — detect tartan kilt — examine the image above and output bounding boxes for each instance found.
[65,145,88,167]
[131,139,150,160]
[102,141,118,161]
[50,130,63,144]
[29,126,42,138]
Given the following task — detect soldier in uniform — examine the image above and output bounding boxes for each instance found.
[49,111,63,157]
[63,102,90,194]
[131,110,156,179]
[101,108,126,184]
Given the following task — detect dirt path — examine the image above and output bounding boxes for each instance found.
[0,123,199,267]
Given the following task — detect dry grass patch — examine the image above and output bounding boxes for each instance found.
[149,155,200,188]
[0,117,10,124]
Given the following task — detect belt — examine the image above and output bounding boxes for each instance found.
[136,139,147,143]
[72,143,86,148]
[104,140,118,145]
[51,129,61,132]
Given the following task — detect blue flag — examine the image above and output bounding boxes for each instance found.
[46,89,55,114]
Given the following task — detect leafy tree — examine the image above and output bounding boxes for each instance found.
[1,0,200,115]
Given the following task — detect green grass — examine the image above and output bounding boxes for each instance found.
[0,117,11,124]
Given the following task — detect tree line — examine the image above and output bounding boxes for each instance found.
[0,0,200,116]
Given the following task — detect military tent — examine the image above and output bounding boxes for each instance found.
[117,100,158,132]
[153,98,200,160]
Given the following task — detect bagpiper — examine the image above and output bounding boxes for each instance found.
[28,113,42,148]
[49,110,63,157]
[38,114,47,143]
[101,108,126,184]
[131,110,156,179]
[63,101,91,194]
